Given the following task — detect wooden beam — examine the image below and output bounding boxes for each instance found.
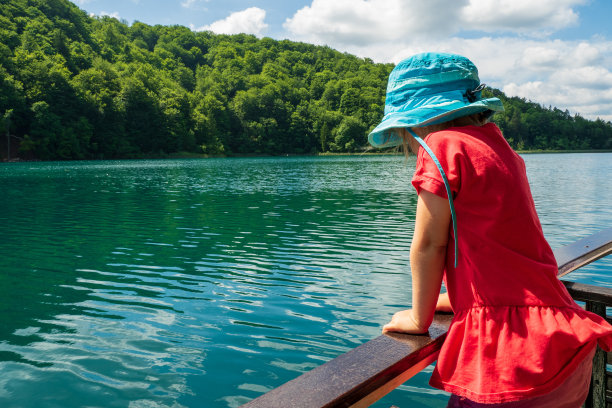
[562,281,612,304]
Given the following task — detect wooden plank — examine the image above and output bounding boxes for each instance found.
[554,227,612,277]
[241,313,452,408]
[561,281,612,304]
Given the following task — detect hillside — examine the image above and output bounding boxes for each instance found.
[1,0,610,160]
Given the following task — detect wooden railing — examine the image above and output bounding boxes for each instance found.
[242,227,612,408]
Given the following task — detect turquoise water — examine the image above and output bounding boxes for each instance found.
[0,153,610,408]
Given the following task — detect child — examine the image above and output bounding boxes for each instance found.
[369,52,612,407]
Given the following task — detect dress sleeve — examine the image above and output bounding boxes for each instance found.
[411,131,461,199]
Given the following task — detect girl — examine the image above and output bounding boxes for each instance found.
[369,52,612,407]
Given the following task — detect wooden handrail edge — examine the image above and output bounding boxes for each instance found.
[241,228,612,408]
[555,227,612,277]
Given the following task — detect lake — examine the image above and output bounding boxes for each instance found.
[0,153,610,408]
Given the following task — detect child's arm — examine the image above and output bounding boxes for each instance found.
[382,190,450,334]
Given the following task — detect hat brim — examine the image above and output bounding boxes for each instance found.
[368,97,504,148]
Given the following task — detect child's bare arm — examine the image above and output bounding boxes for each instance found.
[383,190,451,334]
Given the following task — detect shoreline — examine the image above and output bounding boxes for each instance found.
[2,149,611,163]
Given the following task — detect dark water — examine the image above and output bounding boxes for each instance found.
[0,153,610,408]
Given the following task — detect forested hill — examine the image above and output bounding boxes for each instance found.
[1,1,611,161]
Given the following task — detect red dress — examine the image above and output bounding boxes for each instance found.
[411,123,612,403]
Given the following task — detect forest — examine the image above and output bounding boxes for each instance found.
[1,0,611,161]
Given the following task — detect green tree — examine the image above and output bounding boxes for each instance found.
[331,116,366,152]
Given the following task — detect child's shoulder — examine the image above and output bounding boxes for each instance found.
[430,123,504,147]
[434,122,499,138]
[425,124,487,148]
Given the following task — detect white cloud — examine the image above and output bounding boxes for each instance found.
[489,40,612,121]
[100,11,121,20]
[282,0,612,120]
[520,46,563,70]
[460,0,586,34]
[552,66,612,89]
[504,80,612,121]
[284,0,463,46]
[181,0,209,10]
[193,7,268,36]
[571,42,602,66]
[284,0,587,47]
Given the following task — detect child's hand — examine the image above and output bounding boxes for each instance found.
[382,309,429,334]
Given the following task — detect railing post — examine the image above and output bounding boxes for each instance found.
[585,300,607,408]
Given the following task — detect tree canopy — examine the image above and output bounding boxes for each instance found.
[1,0,611,161]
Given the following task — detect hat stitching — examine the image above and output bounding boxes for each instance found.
[403,54,473,68]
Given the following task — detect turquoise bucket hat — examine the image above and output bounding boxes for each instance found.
[369,52,504,267]
[368,53,504,147]
[368,52,504,147]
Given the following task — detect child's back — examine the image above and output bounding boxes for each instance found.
[413,122,611,403]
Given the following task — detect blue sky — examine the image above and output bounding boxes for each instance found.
[70,0,612,121]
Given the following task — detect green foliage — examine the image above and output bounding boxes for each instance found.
[483,89,612,151]
[0,0,610,161]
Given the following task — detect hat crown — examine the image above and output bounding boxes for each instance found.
[385,53,481,113]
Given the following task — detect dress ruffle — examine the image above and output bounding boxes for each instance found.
[429,304,612,404]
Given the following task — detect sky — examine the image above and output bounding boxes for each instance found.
[69,0,612,121]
